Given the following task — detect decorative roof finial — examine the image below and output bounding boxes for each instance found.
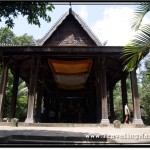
[69,2,72,8]
[69,2,72,14]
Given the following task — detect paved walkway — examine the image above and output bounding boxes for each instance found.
[0,124,150,145]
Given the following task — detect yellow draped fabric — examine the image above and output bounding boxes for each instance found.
[48,59,93,90]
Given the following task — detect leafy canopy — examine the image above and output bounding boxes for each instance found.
[0,2,55,28]
[0,27,35,45]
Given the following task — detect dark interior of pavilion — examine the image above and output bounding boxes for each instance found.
[38,57,97,123]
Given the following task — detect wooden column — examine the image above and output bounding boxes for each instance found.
[25,56,38,123]
[55,90,60,122]
[100,58,110,125]
[9,67,19,121]
[0,61,9,121]
[43,90,50,123]
[95,57,101,123]
[35,83,44,123]
[109,86,115,121]
[130,69,143,124]
[121,75,128,121]
[35,68,45,123]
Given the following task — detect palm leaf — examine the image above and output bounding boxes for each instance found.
[123,24,150,71]
[131,2,150,31]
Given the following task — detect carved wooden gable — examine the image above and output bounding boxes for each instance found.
[43,15,97,46]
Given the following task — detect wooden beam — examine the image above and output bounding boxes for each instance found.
[0,46,123,56]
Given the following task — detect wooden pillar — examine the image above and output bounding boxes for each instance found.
[9,67,19,121]
[109,86,115,121]
[35,68,45,123]
[121,75,128,121]
[25,56,38,123]
[55,90,60,122]
[35,83,44,123]
[100,58,110,125]
[0,61,9,121]
[43,90,50,123]
[95,57,101,123]
[130,69,143,124]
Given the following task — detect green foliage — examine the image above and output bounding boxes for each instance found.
[123,2,150,71]
[0,2,55,28]
[15,79,28,121]
[113,77,133,122]
[139,84,150,124]
[15,96,27,121]
[113,81,123,121]
[0,27,15,44]
[131,2,150,31]
[3,70,13,118]
[0,27,35,45]
[138,55,150,125]
[3,70,28,121]
[12,34,35,46]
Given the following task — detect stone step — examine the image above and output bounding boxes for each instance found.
[0,122,145,128]
[0,135,107,144]
[0,122,108,127]
[5,139,107,144]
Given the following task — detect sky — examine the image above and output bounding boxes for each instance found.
[0,3,150,46]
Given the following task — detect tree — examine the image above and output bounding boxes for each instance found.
[138,55,150,124]
[0,27,35,45]
[15,79,28,121]
[3,71,28,121]
[0,27,15,44]
[123,2,150,71]
[12,34,35,46]
[0,2,55,28]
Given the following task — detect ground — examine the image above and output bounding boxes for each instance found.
[0,123,150,146]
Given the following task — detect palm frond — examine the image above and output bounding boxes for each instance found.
[123,24,150,71]
[18,87,28,97]
[131,2,150,31]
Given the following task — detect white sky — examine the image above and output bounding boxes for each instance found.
[0,4,150,46]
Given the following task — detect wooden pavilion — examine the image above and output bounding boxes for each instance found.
[0,8,143,125]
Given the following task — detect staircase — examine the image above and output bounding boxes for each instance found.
[0,134,116,145]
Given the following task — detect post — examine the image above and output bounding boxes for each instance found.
[95,57,101,123]
[121,75,128,122]
[130,69,143,124]
[9,67,19,121]
[25,56,38,123]
[0,61,9,121]
[109,86,115,122]
[100,58,110,125]
[35,68,45,123]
